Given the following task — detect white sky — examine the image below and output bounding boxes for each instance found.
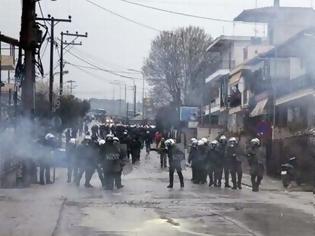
[0,0,314,101]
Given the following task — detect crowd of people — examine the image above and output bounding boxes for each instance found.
[31,122,266,192]
[185,135,265,192]
[63,124,158,190]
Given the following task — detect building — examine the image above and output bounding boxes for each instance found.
[203,35,271,139]
[234,3,315,45]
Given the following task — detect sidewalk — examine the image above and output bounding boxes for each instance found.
[242,173,314,192]
[242,173,283,191]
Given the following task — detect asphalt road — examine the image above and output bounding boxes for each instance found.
[0,150,314,236]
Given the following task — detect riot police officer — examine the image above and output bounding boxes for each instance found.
[158,138,167,168]
[166,139,184,188]
[66,138,77,183]
[130,135,142,164]
[247,138,265,192]
[188,138,198,182]
[196,139,208,184]
[75,135,97,188]
[120,130,132,160]
[208,140,221,187]
[39,133,56,185]
[100,134,124,190]
[210,140,223,187]
[218,135,230,188]
[226,137,243,190]
[113,137,125,189]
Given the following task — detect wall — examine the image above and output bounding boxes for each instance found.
[289,57,305,80]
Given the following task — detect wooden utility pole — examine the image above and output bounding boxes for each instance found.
[20,0,36,116]
[60,31,87,97]
[66,80,76,95]
[36,15,72,112]
[133,85,137,117]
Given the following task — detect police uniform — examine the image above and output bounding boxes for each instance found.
[226,144,243,190]
[167,143,184,188]
[247,145,265,192]
[188,145,198,182]
[101,142,123,190]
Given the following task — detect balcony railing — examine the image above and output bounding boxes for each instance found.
[273,75,315,98]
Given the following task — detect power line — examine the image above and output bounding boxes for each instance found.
[67,62,141,75]
[71,46,141,74]
[85,0,160,32]
[117,0,265,25]
[67,50,142,80]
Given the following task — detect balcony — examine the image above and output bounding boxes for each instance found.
[274,74,315,99]
[210,97,221,113]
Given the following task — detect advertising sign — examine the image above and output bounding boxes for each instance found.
[179,106,199,122]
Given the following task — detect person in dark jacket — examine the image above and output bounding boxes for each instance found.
[196,140,208,184]
[100,134,124,190]
[226,137,243,190]
[75,136,98,188]
[166,139,184,188]
[120,130,132,160]
[211,140,223,187]
[247,138,265,192]
[39,133,56,185]
[207,140,219,187]
[218,135,230,188]
[130,136,142,164]
[158,138,167,168]
[188,138,198,183]
[66,138,77,183]
[144,130,152,154]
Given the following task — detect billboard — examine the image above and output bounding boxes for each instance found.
[179,106,200,122]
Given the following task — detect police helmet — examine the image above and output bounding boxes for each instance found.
[165,139,175,146]
[105,134,114,142]
[250,138,260,146]
[201,137,208,144]
[113,137,120,143]
[69,138,76,145]
[84,135,92,141]
[45,133,55,141]
[197,140,205,146]
[219,135,227,143]
[98,139,106,145]
[191,138,198,147]
[210,140,219,149]
[228,137,238,147]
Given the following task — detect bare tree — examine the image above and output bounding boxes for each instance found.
[143,26,217,108]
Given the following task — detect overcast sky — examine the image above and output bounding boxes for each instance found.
[0,0,314,101]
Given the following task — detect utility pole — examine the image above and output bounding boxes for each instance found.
[142,74,145,120]
[0,39,2,121]
[60,31,87,97]
[20,0,36,116]
[36,15,71,112]
[66,80,76,95]
[133,84,137,117]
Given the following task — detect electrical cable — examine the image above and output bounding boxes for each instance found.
[66,50,142,80]
[70,46,141,74]
[66,62,140,75]
[85,0,161,32]
[117,0,265,25]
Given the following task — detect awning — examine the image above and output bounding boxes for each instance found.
[205,69,230,84]
[229,71,242,85]
[275,88,315,106]
[250,98,268,117]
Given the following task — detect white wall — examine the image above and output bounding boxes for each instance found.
[290,57,305,80]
